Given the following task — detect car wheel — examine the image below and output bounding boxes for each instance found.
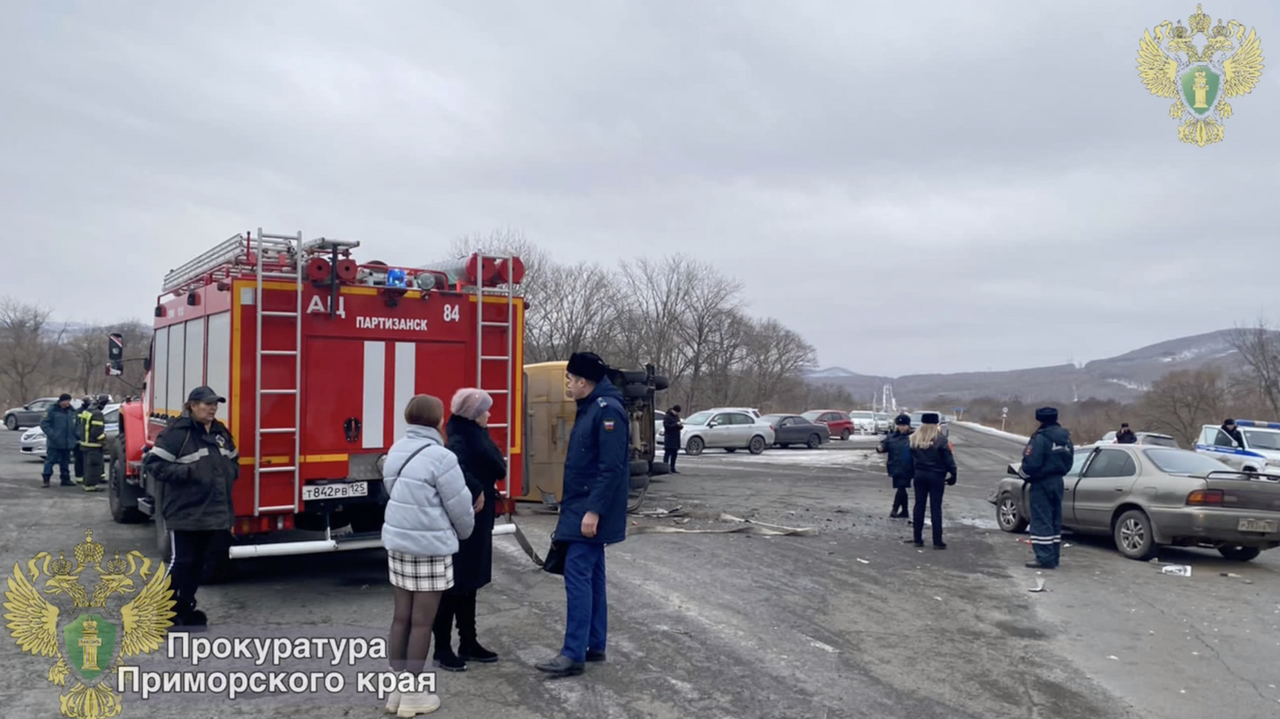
[997,493,1029,533]
[840,429,851,441]
[1113,509,1156,560]
[807,434,821,449]
[4,414,16,431]
[685,437,704,456]
[749,435,766,454]
[108,440,146,524]
[1218,545,1262,562]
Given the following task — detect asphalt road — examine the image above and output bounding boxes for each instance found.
[1,425,1278,718]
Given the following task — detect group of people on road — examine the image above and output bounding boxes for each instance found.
[377,350,630,716]
[876,406,1076,568]
[38,392,110,491]
[137,352,631,717]
[876,412,957,548]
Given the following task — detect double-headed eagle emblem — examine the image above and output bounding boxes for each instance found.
[3,529,174,719]
[1137,4,1265,146]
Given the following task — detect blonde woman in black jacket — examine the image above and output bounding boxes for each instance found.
[906,413,956,549]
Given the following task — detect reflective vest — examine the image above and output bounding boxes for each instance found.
[79,408,105,449]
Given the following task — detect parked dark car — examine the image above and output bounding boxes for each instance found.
[4,397,62,431]
[762,414,830,449]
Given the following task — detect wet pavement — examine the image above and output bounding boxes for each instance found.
[1,426,1277,718]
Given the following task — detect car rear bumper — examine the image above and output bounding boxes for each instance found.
[1150,507,1280,545]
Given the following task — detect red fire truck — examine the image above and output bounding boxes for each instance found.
[107,229,526,571]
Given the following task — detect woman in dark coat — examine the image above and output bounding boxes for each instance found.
[432,388,507,671]
[905,412,956,549]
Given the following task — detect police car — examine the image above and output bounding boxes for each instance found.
[1195,420,1280,473]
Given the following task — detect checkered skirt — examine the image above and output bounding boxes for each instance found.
[387,551,454,592]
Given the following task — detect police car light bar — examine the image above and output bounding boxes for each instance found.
[1232,420,1280,430]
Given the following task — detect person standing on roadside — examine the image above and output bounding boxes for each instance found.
[536,352,630,677]
[381,394,476,716]
[143,386,239,630]
[662,405,683,474]
[39,394,77,488]
[432,387,506,672]
[905,413,956,549]
[77,394,110,493]
[876,414,913,518]
[1020,407,1074,570]
[73,396,92,481]
[1115,423,1137,444]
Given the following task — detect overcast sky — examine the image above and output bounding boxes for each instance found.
[3,1,1277,376]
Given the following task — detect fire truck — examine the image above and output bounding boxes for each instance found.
[106,229,526,572]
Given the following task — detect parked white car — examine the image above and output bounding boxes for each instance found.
[847,410,877,434]
[19,404,121,459]
[677,409,775,455]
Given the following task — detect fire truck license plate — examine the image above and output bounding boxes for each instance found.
[302,482,369,501]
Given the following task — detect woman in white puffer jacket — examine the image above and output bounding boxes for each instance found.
[381,394,476,717]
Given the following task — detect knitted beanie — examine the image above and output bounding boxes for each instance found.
[451,388,493,420]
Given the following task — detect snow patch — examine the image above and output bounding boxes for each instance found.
[1106,378,1149,391]
[954,421,1029,443]
[697,448,883,467]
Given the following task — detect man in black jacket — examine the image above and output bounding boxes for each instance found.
[1115,423,1137,444]
[1020,407,1074,570]
[143,386,238,630]
[662,406,683,474]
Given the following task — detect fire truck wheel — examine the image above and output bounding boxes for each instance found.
[108,440,146,524]
[748,435,767,455]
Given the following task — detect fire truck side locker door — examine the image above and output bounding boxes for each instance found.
[304,338,371,452]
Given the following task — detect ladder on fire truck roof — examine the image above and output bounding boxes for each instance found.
[252,228,304,516]
[474,252,516,502]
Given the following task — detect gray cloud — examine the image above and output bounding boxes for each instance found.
[2,1,1276,377]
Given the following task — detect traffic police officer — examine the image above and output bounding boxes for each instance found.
[78,394,109,492]
[536,352,630,677]
[1020,407,1074,569]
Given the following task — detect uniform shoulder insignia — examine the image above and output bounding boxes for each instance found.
[603,418,616,432]
[1024,444,1034,456]
[597,398,609,407]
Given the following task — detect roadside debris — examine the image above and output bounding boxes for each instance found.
[1029,577,1046,593]
[1220,572,1242,578]
[629,512,817,536]
[1161,564,1193,577]
[856,558,870,564]
[1107,655,1120,661]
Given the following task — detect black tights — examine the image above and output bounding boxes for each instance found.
[389,588,442,674]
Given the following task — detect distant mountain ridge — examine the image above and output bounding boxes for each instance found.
[807,329,1266,404]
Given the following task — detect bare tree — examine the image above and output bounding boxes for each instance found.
[673,259,744,409]
[524,261,620,362]
[1227,320,1280,416]
[613,255,694,381]
[741,318,817,409]
[1138,367,1228,447]
[0,298,63,405]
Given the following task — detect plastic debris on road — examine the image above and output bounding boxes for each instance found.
[1029,577,1046,593]
[856,558,870,564]
[1161,564,1192,577]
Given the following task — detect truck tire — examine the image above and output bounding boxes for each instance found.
[108,439,146,524]
[685,437,704,456]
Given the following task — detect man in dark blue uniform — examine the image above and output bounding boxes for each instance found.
[536,352,630,677]
[1020,407,1074,569]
